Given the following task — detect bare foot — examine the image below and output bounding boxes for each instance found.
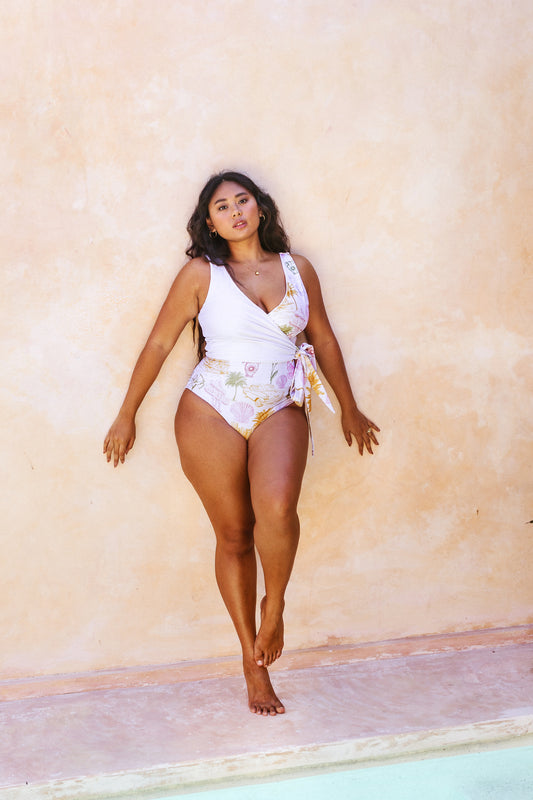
[243,657,285,715]
[254,596,284,668]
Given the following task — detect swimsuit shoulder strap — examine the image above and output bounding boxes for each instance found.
[279,252,307,299]
[279,252,298,273]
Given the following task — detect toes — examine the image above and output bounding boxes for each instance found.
[249,701,284,716]
[253,642,265,667]
[264,649,282,667]
[254,646,283,668]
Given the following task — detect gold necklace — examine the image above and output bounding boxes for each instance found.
[229,259,261,276]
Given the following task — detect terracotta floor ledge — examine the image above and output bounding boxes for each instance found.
[1,642,533,800]
[1,624,532,703]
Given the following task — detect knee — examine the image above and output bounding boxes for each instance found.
[254,491,298,525]
[216,523,254,557]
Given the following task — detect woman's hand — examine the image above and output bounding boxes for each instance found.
[341,405,380,455]
[103,414,136,467]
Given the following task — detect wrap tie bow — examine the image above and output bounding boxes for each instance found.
[290,343,335,452]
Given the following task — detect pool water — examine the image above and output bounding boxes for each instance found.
[165,745,533,800]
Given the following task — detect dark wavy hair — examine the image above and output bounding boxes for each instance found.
[186,171,291,358]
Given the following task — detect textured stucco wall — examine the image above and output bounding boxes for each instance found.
[1,0,532,680]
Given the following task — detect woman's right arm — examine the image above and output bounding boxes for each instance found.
[103,258,208,467]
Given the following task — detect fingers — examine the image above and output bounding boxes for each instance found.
[366,430,379,451]
[363,420,380,452]
[103,439,119,467]
[343,427,368,454]
[115,442,125,467]
[114,439,127,467]
[362,427,378,454]
[103,433,134,467]
[347,421,379,455]
[342,410,380,455]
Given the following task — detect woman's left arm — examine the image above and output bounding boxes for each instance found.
[295,255,380,455]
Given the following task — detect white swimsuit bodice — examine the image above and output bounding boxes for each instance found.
[198,253,308,362]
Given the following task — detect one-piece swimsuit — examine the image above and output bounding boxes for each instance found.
[185,253,334,442]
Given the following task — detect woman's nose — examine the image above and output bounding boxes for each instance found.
[232,205,242,217]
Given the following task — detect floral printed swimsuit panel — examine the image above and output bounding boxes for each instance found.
[186,253,333,440]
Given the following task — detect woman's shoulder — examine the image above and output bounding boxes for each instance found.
[289,253,319,283]
[167,257,211,304]
[181,255,211,274]
[289,252,313,269]
[178,256,211,284]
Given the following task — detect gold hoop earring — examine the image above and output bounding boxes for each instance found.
[209,229,218,238]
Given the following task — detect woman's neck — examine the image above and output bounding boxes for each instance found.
[226,236,266,266]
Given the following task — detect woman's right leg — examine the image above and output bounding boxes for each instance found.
[174,389,285,715]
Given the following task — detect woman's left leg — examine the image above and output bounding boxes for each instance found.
[247,404,309,667]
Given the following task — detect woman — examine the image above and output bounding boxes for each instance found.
[103,171,379,716]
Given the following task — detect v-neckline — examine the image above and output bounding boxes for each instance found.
[224,253,288,316]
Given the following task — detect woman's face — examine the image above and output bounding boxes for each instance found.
[206,181,261,242]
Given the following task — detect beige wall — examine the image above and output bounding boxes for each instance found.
[2,1,532,681]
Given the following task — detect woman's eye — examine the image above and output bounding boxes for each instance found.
[217,204,228,211]
[238,197,248,204]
